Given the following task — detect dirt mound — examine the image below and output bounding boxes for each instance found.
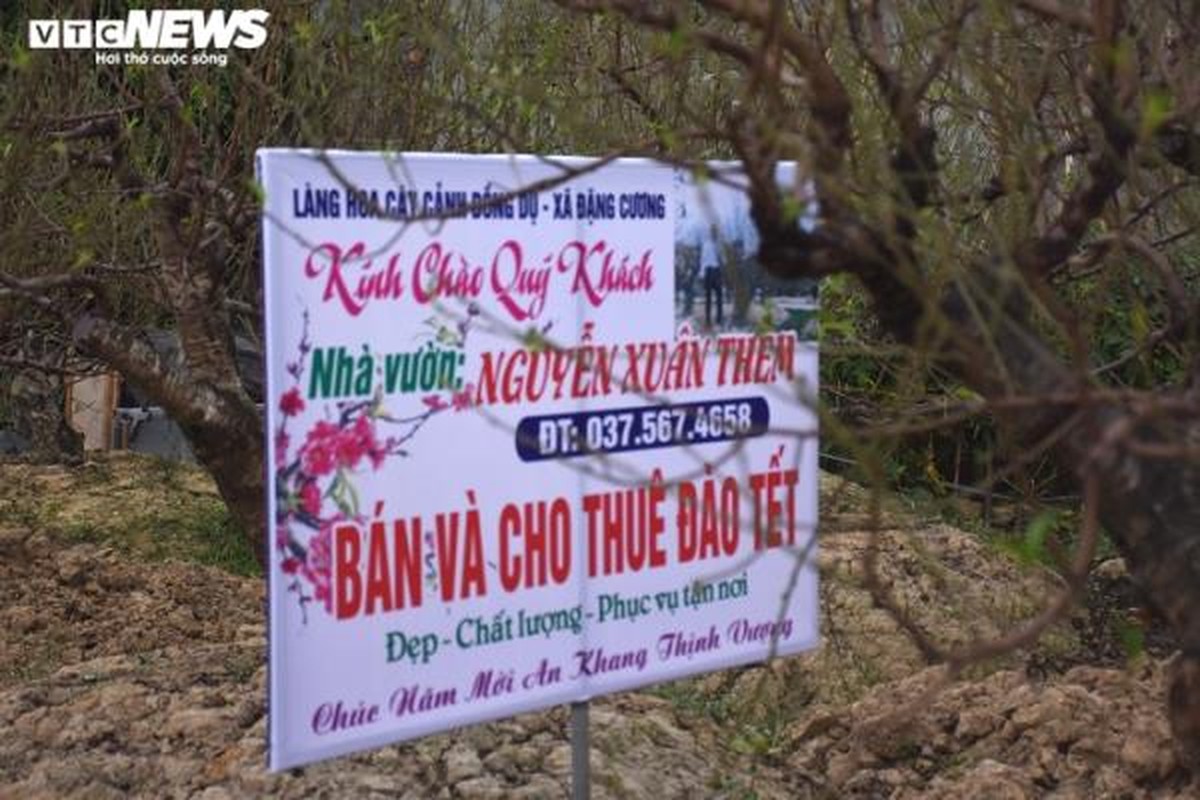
[0,530,260,688]
[0,641,797,799]
[696,474,1079,726]
[783,661,1200,798]
[0,457,1191,797]
[0,457,797,799]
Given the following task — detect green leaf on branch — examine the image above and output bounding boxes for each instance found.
[1017,510,1060,567]
[1115,616,1146,663]
[1141,90,1173,139]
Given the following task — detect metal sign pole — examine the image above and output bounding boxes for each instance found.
[570,701,590,799]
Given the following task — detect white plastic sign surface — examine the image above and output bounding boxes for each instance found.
[259,150,819,769]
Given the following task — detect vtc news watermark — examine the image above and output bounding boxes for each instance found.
[28,9,269,67]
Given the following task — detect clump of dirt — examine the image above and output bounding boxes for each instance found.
[0,527,261,688]
[783,661,1200,798]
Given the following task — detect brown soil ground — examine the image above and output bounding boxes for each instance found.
[0,455,1195,798]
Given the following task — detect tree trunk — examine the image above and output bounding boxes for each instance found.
[883,270,1200,763]
[1064,408,1200,764]
[73,314,266,568]
[179,402,266,569]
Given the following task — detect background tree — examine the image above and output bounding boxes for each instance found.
[0,0,656,559]
[554,0,1200,760]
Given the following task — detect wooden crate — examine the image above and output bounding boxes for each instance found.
[65,372,120,450]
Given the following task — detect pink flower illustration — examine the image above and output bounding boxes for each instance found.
[300,415,387,476]
[274,313,456,622]
[274,429,290,468]
[276,521,292,551]
[299,480,321,516]
[280,387,306,417]
[423,394,448,411]
[302,524,333,608]
[452,384,474,411]
[299,420,341,476]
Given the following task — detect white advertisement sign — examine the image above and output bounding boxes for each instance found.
[259,150,819,770]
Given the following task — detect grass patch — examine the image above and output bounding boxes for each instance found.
[1,452,261,577]
[152,503,261,577]
[652,677,734,724]
[61,496,260,576]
